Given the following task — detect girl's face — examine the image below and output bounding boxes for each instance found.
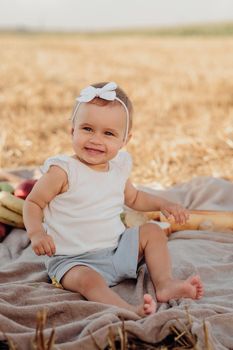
[72,102,129,171]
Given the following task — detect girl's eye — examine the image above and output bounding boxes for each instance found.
[105,131,114,136]
[83,127,92,132]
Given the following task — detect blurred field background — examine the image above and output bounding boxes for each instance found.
[1,25,233,187]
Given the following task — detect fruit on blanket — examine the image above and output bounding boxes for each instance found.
[0,223,7,240]
[0,191,24,215]
[14,179,37,200]
[0,205,24,228]
[0,181,14,193]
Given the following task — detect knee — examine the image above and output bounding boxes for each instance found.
[62,266,100,295]
[77,269,98,295]
[139,223,167,243]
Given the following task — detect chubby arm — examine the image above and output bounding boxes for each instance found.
[23,165,68,256]
[124,179,189,224]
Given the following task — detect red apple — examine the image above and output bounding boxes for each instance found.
[0,223,7,241]
[14,179,37,199]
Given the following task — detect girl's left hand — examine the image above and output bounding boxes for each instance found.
[160,201,189,225]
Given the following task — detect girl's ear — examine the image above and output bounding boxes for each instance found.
[124,132,132,146]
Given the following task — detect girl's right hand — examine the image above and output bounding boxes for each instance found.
[30,232,56,257]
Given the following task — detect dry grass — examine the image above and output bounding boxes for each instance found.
[0,33,233,186]
[2,307,211,349]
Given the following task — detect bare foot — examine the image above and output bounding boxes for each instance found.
[156,275,204,302]
[135,293,157,317]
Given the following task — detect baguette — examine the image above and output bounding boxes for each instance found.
[123,209,233,233]
[160,210,233,232]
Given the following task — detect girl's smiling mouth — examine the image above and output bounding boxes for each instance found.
[84,147,105,155]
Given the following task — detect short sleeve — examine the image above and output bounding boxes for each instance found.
[113,151,132,179]
[40,155,70,183]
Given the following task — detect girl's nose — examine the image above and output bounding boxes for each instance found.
[89,133,103,144]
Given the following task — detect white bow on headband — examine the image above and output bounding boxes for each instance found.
[77,82,117,102]
[71,81,129,142]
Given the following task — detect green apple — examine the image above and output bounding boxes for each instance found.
[0,181,14,193]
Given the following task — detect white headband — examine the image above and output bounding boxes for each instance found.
[71,82,129,142]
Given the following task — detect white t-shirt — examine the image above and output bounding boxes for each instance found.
[41,151,132,255]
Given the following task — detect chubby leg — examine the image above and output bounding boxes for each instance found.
[61,265,156,317]
[138,223,204,302]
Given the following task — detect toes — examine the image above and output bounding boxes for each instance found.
[197,286,204,298]
[189,275,201,286]
[195,281,204,299]
[144,302,156,315]
[144,303,151,314]
[144,293,152,304]
[182,275,203,300]
[143,294,156,314]
[188,275,204,299]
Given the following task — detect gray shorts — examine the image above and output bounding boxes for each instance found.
[45,226,140,287]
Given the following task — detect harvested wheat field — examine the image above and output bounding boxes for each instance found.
[0,33,233,186]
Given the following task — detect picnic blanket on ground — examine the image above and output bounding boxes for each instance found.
[0,176,233,349]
